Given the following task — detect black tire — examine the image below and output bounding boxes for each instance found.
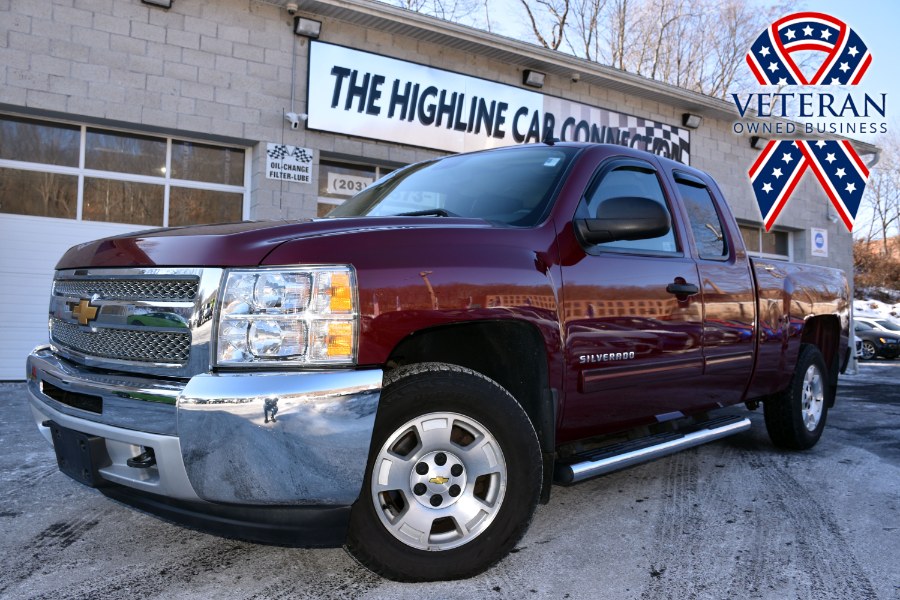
[860,340,877,360]
[763,344,830,450]
[346,362,542,581]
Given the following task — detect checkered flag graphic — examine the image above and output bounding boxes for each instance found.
[267,144,289,160]
[291,147,313,163]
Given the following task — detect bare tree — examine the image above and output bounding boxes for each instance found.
[519,0,570,50]
[858,132,900,252]
[563,0,607,61]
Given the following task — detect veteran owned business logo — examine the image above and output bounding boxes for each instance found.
[733,12,886,232]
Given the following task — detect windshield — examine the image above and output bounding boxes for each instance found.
[327,146,580,226]
[875,319,900,331]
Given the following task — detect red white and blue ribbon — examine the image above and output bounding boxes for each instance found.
[746,12,871,86]
[749,139,869,231]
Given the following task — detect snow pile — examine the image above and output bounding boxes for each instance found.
[853,298,900,321]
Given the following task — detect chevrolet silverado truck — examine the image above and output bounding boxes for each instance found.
[26,142,851,581]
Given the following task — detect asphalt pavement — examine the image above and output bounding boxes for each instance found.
[1,362,898,600]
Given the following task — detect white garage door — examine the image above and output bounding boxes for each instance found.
[0,214,144,380]
[0,113,249,380]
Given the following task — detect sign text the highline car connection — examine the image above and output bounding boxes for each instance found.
[307,42,690,163]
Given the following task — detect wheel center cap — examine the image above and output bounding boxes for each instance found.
[409,450,467,509]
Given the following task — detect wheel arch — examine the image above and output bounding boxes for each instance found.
[383,319,556,501]
[800,315,841,406]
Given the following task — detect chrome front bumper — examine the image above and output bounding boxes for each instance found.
[26,347,382,506]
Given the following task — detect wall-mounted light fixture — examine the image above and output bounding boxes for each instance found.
[682,113,702,129]
[141,0,173,8]
[750,136,770,149]
[523,69,545,88]
[294,16,322,38]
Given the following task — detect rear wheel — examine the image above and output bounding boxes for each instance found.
[346,363,542,581]
[764,344,830,450]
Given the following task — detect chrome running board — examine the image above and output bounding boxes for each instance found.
[555,415,751,484]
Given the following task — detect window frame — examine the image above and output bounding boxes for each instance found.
[316,156,398,217]
[672,170,731,262]
[738,221,793,262]
[576,157,684,258]
[0,113,250,227]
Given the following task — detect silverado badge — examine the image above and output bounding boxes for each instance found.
[429,476,449,485]
[72,299,99,325]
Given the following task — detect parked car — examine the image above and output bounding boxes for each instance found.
[854,321,900,360]
[855,317,900,335]
[854,335,863,358]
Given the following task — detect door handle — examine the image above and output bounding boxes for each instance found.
[666,282,699,296]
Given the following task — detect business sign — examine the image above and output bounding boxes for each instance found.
[307,41,690,163]
[266,143,314,183]
[810,227,828,257]
[735,12,884,232]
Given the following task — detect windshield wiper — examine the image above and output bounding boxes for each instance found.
[394,208,460,218]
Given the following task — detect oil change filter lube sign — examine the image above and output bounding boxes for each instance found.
[307,42,691,163]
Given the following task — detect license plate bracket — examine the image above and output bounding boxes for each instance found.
[48,422,111,487]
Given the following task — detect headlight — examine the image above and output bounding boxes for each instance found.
[216,266,357,366]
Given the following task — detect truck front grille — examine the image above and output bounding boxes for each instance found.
[53,278,199,302]
[50,267,220,376]
[51,318,191,364]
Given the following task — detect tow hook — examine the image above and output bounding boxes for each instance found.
[126,448,157,469]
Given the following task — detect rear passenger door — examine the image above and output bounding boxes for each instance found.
[560,157,704,439]
[669,171,756,408]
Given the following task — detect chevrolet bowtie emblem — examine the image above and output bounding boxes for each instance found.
[72,299,99,325]
[429,476,449,485]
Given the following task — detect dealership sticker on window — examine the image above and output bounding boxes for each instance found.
[266,143,314,183]
[326,172,374,196]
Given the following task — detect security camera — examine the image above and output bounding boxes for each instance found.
[285,3,299,15]
[284,112,307,130]
[571,73,581,83]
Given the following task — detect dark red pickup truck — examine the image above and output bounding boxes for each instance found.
[26,142,850,581]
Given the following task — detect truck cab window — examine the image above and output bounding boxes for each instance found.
[674,176,729,260]
[576,164,678,254]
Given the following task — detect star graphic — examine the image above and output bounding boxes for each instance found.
[815,140,826,148]
[762,182,773,193]
[835,168,846,179]
[782,152,794,164]
[760,46,771,57]
[845,182,856,193]
[830,77,842,84]
[785,29,796,40]
[839,62,850,73]
[802,25,814,36]
[825,153,836,163]
[848,46,859,57]
[821,29,832,41]
[768,62,779,73]
[777,77,788,85]
[772,168,783,179]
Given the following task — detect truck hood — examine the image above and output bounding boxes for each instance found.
[55,217,489,269]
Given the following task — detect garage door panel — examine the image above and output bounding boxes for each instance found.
[0,213,143,379]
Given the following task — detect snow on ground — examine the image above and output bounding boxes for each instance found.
[853,298,900,322]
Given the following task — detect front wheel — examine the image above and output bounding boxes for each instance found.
[763,344,830,450]
[860,340,877,360]
[346,363,542,581]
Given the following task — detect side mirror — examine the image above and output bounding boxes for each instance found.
[574,196,671,245]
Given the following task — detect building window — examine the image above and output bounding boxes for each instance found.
[317,158,395,217]
[739,223,792,260]
[0,114,249,226]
